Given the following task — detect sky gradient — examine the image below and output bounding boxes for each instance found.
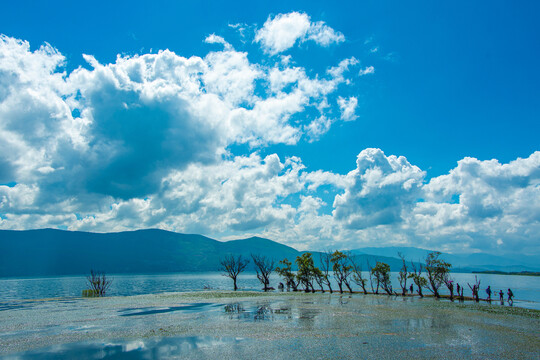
[0,1,539,255]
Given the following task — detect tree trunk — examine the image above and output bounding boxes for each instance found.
[233,277,238,291]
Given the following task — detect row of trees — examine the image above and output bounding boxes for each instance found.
[220,251,474,300]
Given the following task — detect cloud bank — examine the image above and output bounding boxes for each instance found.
[0,14,538,256]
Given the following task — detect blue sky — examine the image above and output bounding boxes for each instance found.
[0,1,538,255]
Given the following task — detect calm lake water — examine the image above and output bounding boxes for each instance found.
[1,272,539,310]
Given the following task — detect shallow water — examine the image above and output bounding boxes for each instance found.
[1,336,247,360]
[1,292,538,359]
[0,272,538,310]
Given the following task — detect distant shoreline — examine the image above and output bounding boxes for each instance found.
[473,270,540,276]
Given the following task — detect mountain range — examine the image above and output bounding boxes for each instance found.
[0,229,538,277]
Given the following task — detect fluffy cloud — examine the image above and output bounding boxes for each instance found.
[255,12,344,55]
[0,31,355,201]
[337,96,358,121]
[413,152,540,253]
[1,29,538,256]
[333,148,425,229]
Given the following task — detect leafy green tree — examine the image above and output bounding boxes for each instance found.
[331,251,353,293]
[425,252,451,298]
[219,255,249,291]
[296,253,316,292]
[371,262,392,295]
[276,258,298,291]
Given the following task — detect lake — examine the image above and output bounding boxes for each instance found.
[1,272,539,310]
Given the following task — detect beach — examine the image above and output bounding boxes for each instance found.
[1,291,539,359]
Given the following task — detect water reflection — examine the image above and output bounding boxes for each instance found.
[118,302,219,317]
[222,300,324,324]
[3,336,247,359]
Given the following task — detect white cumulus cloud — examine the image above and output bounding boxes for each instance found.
[255,12,344,55]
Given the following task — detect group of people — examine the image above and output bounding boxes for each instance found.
[486,285,514,305]
[278,281,515,305]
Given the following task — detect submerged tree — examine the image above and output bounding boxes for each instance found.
[425,252,451,298]
[296,253,316,292]
[276,258,298,291]
[350,256,368,294]
[468,276,481,302]
[220,255,249,291]
[408,262,427,297]
[86,270,112,297]
[367,260,376,293]
[397,253,409,296]
[331,251,353,293]
[312,267,327,293]
[251,254,275,291]
[444,274,455,301]
[371,262,392,295]
[319,250,334,293]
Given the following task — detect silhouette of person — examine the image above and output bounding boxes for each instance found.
[486,286,492,301]
[409,284,414,294]
[499,289,504,304]
[507,288,514,305]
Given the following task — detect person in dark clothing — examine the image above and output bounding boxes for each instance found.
[410,284,414,294]
[456,283,460,295]
[486,286,492,301]
[499,290,504,304]
[507,288,514,305]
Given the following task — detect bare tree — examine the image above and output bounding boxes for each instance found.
[350,256,368,294]
[220,255,249,291]
[251,254,275,291]
[86,270,112,297]
[468,276,481,302]
[319,250,334,293]
[313,267,326,293]
[397,253,408,296]
[408,261,427,297]
[366,259,377,293]
[444,274,455,301]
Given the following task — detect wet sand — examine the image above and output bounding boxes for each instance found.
[1,291,539,359]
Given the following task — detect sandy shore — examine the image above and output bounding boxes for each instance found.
[1,291,539,359]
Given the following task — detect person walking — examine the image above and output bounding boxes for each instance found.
[499,290,504,304]
[486,286,492,301]
[507,288,514,305]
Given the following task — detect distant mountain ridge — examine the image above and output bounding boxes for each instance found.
[352,246,540,273]
[0,229,301,277]
[0,229,538,277]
